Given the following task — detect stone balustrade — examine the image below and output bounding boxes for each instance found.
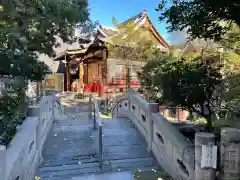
[112,90,240,180]
[0,95,62,180]
[112,90,195,180]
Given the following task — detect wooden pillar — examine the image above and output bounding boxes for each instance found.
[122,62,126,93]
[66,61,71,91]
[84,64,88,84]
[103,55,108,97]
[78,62,84,93]
[126,61,130,90]
[36,83,40,100]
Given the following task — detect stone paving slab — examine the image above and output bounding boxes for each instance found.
[35,104,161,180]
[72,172,134,180]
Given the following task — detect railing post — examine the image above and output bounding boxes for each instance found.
[88,93,92,120]
[93,104,96,130]
[93,99,103,170]
[0,145,6,180]
[53,96,62,121]
[221,128,240,180]
[147,103,159,152]
[99,125,103,170]
[127,90,132,115]
[27,106,43,164]
[194,132,216,180]
[52,95,55,119]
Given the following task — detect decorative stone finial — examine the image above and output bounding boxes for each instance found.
[142,9,148,15]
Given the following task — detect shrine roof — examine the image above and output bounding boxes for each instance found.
[52,48,87,61]
[96,10,169,49]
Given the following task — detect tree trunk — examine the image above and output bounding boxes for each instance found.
[204,115,213,132]
[126,62,130,90]
[0,121,4,135]
[233,15,240,27]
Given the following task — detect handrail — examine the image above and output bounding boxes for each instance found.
[54,95,63,116]
[111,96,128,118]
[93,99,102,126]
[88,94,103,170]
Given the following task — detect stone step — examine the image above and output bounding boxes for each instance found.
[36,161,159,180]
[35,104,162,180]
[72,171,134,180]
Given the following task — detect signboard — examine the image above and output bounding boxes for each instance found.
[201,145,217,168]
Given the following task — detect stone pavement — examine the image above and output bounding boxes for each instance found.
[34,103,161,180]
[72,172,134,180]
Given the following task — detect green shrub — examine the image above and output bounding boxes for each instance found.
[74,92,84,99]
[193,117,207,125]
[0,78,28,147]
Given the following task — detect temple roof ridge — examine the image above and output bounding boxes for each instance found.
[96,10,169,48]
[99,25,118,31]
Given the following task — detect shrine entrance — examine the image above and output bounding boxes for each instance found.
[52,46,108,96]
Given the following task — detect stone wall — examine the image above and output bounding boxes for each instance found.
[0,95,62,180]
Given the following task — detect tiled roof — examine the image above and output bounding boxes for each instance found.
[171,39,219,55]
[97,10,147,38]
[121,10,148,25]
[96,10,169,48]
[98,25,118,38]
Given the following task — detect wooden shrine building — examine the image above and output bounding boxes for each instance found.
[52,10,169,96]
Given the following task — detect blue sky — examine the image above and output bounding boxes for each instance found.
[88,0,172,43]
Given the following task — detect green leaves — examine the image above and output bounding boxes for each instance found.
[139,52,223,130]
[0,0,92,144]
[106,19,159,62]
[157,0,240,41]
[0,0,92,82]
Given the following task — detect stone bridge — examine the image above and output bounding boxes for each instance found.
[0,90,213,180]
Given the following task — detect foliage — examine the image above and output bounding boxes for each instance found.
[139,53,223,130]
[194,117,207,125]
[139,25,240,130]
[107,18,160,61]
[0,77,28,146]
[213,25,240,117]
[220,23,240,53]
[137,53,170,100]
[0,0,93,146]
[157,0,240,41]
[0,0,93,81]
[74,92,84,99]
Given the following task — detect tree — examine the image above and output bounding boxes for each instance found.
[220,23,240,54]
[0,0,93,146]
[213,25,240,118]
[0,0,93,81]
[105,18,160,90]
[137,53,170,101]
[157,0,240,41]
[139,52,222,131]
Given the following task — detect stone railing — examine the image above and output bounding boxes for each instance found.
[0,95,62,180]
[88,94,103,169]
[112,90,240,180]
[112,90,195,180]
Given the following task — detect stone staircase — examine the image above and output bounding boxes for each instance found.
[34,103,161,180]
